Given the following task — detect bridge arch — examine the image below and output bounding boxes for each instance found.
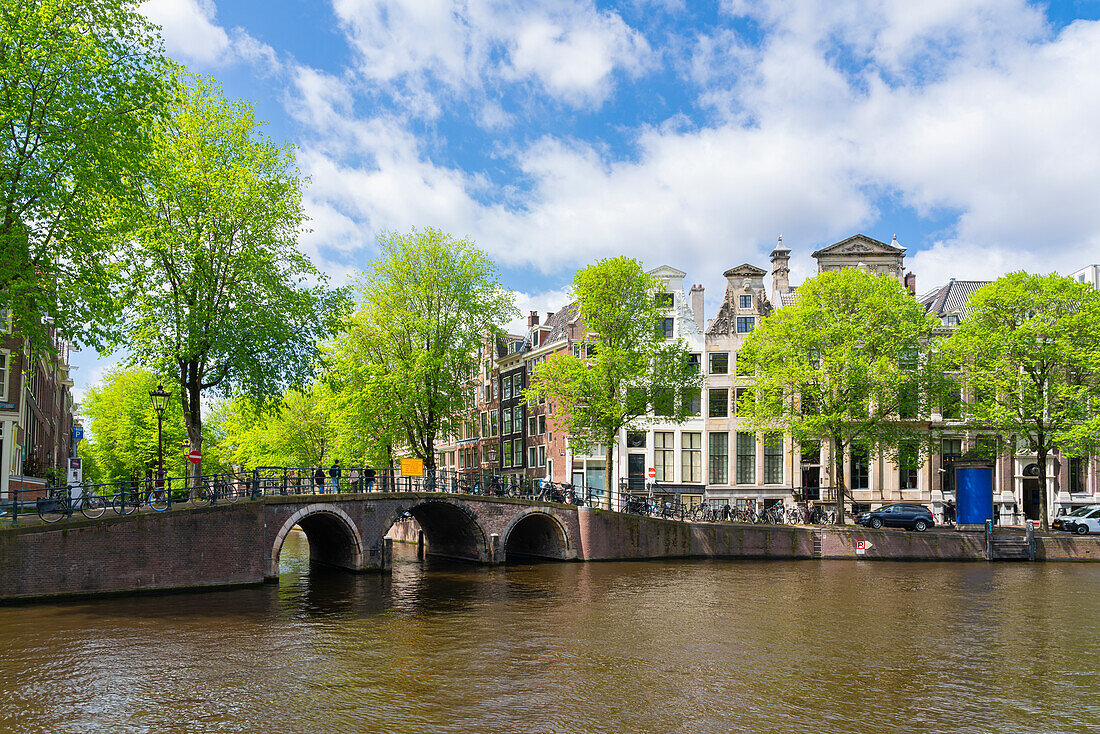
[501,508,573,562]
[270,504,365,577]
[381,499,491,563]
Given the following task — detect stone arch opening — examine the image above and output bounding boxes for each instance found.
[503,511,571,562]
[269,505,365,579]
[384,500,490,563]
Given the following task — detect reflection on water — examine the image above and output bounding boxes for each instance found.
[1,529,1098,733]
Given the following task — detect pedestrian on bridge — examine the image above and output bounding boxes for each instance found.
[365,465,376,492]
[313,466,325,494]
[330,460,341,493]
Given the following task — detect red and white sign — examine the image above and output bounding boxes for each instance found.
[647,467,656,479]
[855,539,873,554]
[188,449,202,464]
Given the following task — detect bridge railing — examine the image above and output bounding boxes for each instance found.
[4,465,700,525]
[2,471,254,526]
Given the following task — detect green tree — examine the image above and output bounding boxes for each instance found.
[0,0,170,353]
[80,366,228,482]
[939,273,1100,529]
[219,384,333,469]
[738,269,939,524]
[350,227,517,474]
[526,257,702,500]
[121,77,342,478]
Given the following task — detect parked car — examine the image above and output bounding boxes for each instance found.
[1052,505,1100,536]
[856,503,934,532]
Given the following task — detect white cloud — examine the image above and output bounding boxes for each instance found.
[141,0,280,72]
[287,2,1100,310]
[507,287,574,334]
[330,0,649,110]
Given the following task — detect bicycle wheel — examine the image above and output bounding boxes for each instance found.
[112,493,137,516]
[80,494,106,519]
[37,496,66,523]
[148,489,169,512]
[222,483,239,503]
[194,483,215,505]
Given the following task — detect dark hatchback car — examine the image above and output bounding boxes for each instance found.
[856,503,934,532]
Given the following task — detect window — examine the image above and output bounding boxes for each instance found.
[801,394,818,416]
[655,292,674,308]
[514,440,524,467]
[626,387,647,414]
[529,446,538,467]
[942,380,962,420]
[708,388,728,418]
[736,432,756,484]
[899,380,918,419]
[736,316,755,333]
[687,353,701,371]
[709,432,728,484]
[660,318,674,339]
[538,445,546,467]
[1069,457,1085,493]
[764,433,783,484]
[502,439,512,467]
[655,432,674,481]
[739,294,752,309]
[0,353,6,401]
[538,415,546,434]
[513,406,523,432]
[850,445,869,490]
[899,442,919,490]
[514,374,523,394]
[626,431,646,448]
[503,409,513,434]
[682,432,702,483]
[503,376,512,400]
[945,314,960,327]
[682,387,701,416]
[492,380,498,401]
[735,356,752,376]
[709,352,729,374]
[529,416,538,436]
[652,387,674,416]
[733,387,752,417]
[490,410,499,436]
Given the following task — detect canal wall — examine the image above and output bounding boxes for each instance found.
[0,504,267,602]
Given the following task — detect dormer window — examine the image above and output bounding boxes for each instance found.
[739,295,752,309]
[944,315,960,327]
[660,317,674,339]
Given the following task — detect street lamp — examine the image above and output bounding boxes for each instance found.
[149,384,171,482]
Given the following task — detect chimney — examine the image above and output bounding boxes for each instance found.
[546,312,554,325]
[689,284,705,331]
[527,310,539,328]
[770,235,791,301]
[904,271,916,296]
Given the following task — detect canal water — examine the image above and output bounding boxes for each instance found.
[1,530,1098,733]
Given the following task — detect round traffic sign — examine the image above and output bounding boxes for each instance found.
[647,467,656,479]
[188,449,202,463]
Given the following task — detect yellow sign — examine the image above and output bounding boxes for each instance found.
[400,458,424,477]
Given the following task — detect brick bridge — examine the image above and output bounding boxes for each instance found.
[2,491,1098,602]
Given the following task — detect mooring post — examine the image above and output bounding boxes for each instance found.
[417,529,424,559]
[490,533,500,564]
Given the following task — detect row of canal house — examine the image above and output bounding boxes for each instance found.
[435,234,1099,524]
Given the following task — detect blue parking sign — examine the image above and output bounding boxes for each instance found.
[72,426,84,441]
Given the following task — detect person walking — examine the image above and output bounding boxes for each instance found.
[364,464,376,492]
[349,468,360,492]
[329,460,341,493]
[313,466,325,494]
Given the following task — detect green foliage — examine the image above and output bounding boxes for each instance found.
[527,257,702,495]
[347,227,517,471]
[218,384,333,469]
[79,366,228,482]
[0,0,171,354]
[738,268,939,521]
[938,272,1100,527]
[121,76,344,466]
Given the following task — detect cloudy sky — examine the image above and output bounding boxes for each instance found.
[72,0,1100,398]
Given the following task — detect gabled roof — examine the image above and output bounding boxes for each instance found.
[723,263,767,278]
[920,279,989,317]
[648,264,688,278]
[544,302,579,344]
[811,233,905,258]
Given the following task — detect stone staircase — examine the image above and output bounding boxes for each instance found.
[989,531,1035,561]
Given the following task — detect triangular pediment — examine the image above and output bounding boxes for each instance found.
[723,263,766,278]
[811,234,905,258]
[648,264,688,278]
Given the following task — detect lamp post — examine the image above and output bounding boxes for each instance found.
[149,385,171,483]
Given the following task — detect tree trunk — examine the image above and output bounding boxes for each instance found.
[179,365,203,487]
[603,437,615,510]
[1036,440,1049,531]
[833,435,847,525]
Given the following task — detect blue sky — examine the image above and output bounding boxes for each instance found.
[72,0,1100,399]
